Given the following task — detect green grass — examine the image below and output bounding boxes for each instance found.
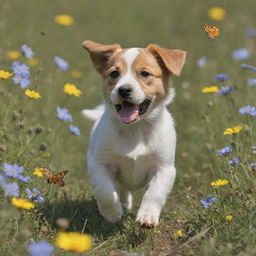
[1,0,256,255]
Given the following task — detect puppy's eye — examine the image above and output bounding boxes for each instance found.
[109,70,120,79]
[141,71,150,77]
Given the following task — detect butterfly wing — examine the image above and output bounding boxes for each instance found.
[204,23,220,39]
[51,170,69,187]
[43,168,53,184]
[204,23,209,32]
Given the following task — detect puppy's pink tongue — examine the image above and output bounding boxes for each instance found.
[119,102,139,123]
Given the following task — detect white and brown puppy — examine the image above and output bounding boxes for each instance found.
[82,41,186,227]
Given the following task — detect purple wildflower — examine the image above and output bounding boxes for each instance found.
[250,163,256,168]
[54,56,69,71]
[200,195,217,208]
[17,175,31,183]
[240,64,256,72]
[27,240,54,256]
[228,157,239,166]
[2,182,19,197]
[0,174,8,187]
[26,188,44,202]
[3,163,24,178]
[21,44,34,59]
[12,72,30,89]
[11,61,30,88]
[247,79,256,86]
[11,61,30,75]
[217,145,233,157]
[217,86,233,95]
[232,48,251,60]
[197,56,207,67]
[69,124,81,136]
[56,107,73,122]
[213,73,228,82]
[239,105,256,116]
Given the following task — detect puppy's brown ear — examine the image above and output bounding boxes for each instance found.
[147,44,186,76]
[83,40,121,73]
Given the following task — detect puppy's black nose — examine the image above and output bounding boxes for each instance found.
[118,86,133,98]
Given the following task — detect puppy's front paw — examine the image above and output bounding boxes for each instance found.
[136,211,159,228]
[97,192,123,223]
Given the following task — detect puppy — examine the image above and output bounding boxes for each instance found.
[82,41,186,227]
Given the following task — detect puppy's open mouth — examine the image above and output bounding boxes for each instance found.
[115,99,151,124]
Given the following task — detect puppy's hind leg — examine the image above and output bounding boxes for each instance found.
[88,155,123,223]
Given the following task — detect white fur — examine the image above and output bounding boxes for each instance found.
[111,48,145,105]
[83,50,177,227]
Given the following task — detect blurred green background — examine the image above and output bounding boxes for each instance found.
[1,0,256,255]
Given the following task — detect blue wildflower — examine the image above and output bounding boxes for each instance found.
[0,174,8,187]
[217,145,233,156]
[239,105,256,116]
[2,182,19,197]
[240,63,256,72]
[247,78,256,86]
[246,28,256,38]
[217,86,233,95]
[69,124,81,136]
[25,188,44,202]
[11,61,30,88]
[213,73,228,82]
[200,195,217,208]
[18,175,31,183]
[12,72,30,89]
[21,44,34,59]
[250,163,256,168]
[54,56,69,71]
[197,56,207,67]
[27,240,54,256]
[56,107,73,122]
[232,48,251,60]
[251,146,256,150]
[228,157,239,166]
[3,163,24,178]
[12,61,30,75]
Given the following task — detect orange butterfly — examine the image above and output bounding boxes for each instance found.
[204,23,220,39]
[43,168,69,187]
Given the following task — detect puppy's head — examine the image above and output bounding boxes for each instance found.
[83,40,186,124]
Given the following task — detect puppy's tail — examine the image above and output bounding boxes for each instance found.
[81,104,104,122]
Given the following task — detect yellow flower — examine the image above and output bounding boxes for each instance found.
[25,89,42,99]
[6,51,21,60]
[42,152,51,158]
[71,70,83,78]
[33,167,44,177]
[176,230,183,238]
[27,57,39,67]
[208,7,226,21]
[0,70,13,79]
[55,232,92,253]
[201,86,219,93]
[63,83,82,97]
[11,198,35,209]
[54,15,74,26]
[223,125,243,135]
[211,179,229,187]
[225,215,233,221]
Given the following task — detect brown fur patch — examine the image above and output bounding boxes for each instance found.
[131,49,170,101]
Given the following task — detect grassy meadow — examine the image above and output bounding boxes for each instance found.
[1,0,256,255]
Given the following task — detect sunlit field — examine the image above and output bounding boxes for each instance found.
[1,0,256,255]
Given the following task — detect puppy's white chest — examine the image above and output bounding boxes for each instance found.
[114,152,157,190]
